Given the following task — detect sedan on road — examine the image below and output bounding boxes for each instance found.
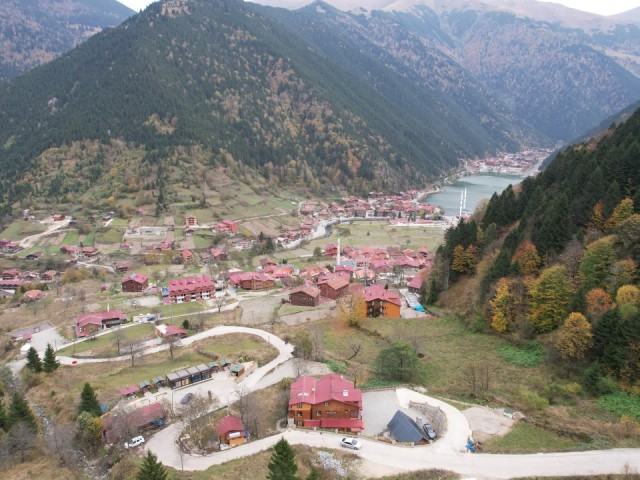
[340,437,362,450]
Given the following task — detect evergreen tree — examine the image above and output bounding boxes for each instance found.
[0,400,7,432]
[375,341,420,382]
[137,450,169,480]
[78,382,102,417]
[42,343,60,373]
[8,391,36,431]
[267,438,298,480]
[528,265,574,333]
[25,347,42,373]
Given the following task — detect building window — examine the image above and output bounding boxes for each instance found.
[316,411,321,416]
[296,412,302,417]
[297,403,303,408]
[324,402,329,406]
[351,410,359,417]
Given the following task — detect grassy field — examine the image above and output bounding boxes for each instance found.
[194,333,279,366]
[61,229,79,245]
[482,422,582,453]
[57,323,156,357]
[95,227,124,244]
[0,220,47,240]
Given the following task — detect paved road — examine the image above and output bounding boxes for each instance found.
[19,218,71,249]
[146,407,640,479]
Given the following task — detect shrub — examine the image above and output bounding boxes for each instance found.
[598,392,640,421]
[498,343,545,367]
[519,387,549,410]
[324,359,347,373]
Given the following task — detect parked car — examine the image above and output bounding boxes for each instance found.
[124,435,145,449]
[423,423,437,440]
[180,392,194,405]
[340,437,362,450]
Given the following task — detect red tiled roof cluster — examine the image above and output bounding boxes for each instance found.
[168,276,215,295]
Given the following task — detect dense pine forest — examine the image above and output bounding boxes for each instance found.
[432,108,640,390]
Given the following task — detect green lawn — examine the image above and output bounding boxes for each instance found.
[57,323,156,357]
[61,230,79,245]
[95,227,124,244]
[0,221,47,241]
[193,232,214,249]
[482,423,582,453]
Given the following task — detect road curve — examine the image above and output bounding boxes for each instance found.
[146,426,640,478]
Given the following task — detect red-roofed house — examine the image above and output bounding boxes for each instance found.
[23,290,45,302]
[264,264,294,279]
[217,416,246,447]
[181,249,194,264]
[364,285,401,318]
[2,269,21,280]
[76,310,127,338]
[155,324,188,339]
[289,285,320,307]
[317,274,350,300]
[184,215,198,227]
[228,272,275,291]
[214,220,239,234]
[168,276,215,303]
[115,261,132,273]
[210,248,228,261]
[40,270,58,282]
[102,402,165,445]
[324,243,339,257]
[122,273,149,293]
[407,268,431,293]
[288,374,363,432]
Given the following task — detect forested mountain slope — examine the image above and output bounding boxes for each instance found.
[432,107,640,385]
[0,0,133,81]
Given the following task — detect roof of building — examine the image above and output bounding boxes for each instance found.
[289,373,362,407]
[217,415,245,436]
[289,285,321,299]
[363,285,401,306]
[122,273,149,285]
[387,410,430,444]
[156,324,188,337]
[168,276,215,295]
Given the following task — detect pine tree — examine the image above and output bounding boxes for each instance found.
[78,383,102,418]
[25,347,42,373]
[42,343,60,373]
[267,438,299,480]
[136,450,168,480]
[8,392,37,431]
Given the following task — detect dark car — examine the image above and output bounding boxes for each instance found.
[180,392,194,405]
[423,423,437,440]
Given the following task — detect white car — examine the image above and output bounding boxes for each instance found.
[340,437,362,450]
[124,435,145,449]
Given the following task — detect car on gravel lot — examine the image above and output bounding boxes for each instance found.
[180,392,194,404]
[340,437,362,450]
[124,435,145,449]
[423,423,437,440]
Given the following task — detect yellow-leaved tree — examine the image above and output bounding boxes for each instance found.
[605,198,634,231]
[585,288,613,319]
[528,265,574,333]
[490,278,513,333]
[512,240,541,276]
[555,312,593,361]
[616,284,640,307]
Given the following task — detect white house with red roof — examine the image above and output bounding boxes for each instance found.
[288,373,364,432]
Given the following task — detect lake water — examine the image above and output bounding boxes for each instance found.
[425,173,525,216]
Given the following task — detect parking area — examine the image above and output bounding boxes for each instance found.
[362,390,428,436]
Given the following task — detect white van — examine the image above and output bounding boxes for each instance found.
[124,435,145,449]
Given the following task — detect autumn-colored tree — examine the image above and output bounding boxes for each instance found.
[585,288,613,319]
[555,312,593,361]
[607,259,637,293]
[587,200,606,232]
[579,236,616,291]
[605,197,634,231]
[529,265,574,333]
[490,278,514,333]
[513,241,541,276]
[616,284,640,307]
[451,245,467,273]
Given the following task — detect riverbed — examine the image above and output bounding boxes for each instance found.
[426,173,525,216]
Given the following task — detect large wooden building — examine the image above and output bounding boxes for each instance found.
[76,310,127,338]
[228,272,275,291]
[363,285,401,318]
[167,276,216,303]
[121,273,149,293]
[288,373,364,432]
[289,285,320,307]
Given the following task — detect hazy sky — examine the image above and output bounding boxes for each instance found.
[117,0,640,16]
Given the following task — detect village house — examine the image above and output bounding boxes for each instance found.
[184,215,198,227]
[289,285,321,307]
[40,270,58,282]
[80,246,100,258]
[214,219,239,234]
[210,247,228,261]
[23,290,45,302]
[288,373,364,432]
[317,274,350,300]
[155,324,188,340]
[25,252,43,261]
[75,310,127,338]
[263,264,295,279]
[52,213,65,221]
[167,276,216,303]
[363,285,401,318]
[407,268,431,294]
[228,272,275,291]
[115,261,132,273]
[60,245,78,255]
[0,279,23,293]
[181,249,195,264]
[324,243,339,257]
[217,416,246,447]
[121,273,149,293]
[102,402,165,445]
[2,269,21,280]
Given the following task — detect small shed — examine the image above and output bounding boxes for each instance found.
[138,380,151,393]
[152,376,165,388]
[120,385,140,399]
[230,364,245,377]
[207,360,220,373]
[217,416,246,447]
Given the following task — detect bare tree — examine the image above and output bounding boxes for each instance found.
[462,364,491,399]
[50,423,77,467]
[7,421,36,463]
[166,335,181,360]
[191,314,205,332]
[347,362,366,388]
[113,327,125,356]
[233,384,261,439]
[123,340,142,366]
[78,288,87,314]
[212,293,226,314]
[347,342,362,360]
[178,393,217,434]
[310,326,324,361]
